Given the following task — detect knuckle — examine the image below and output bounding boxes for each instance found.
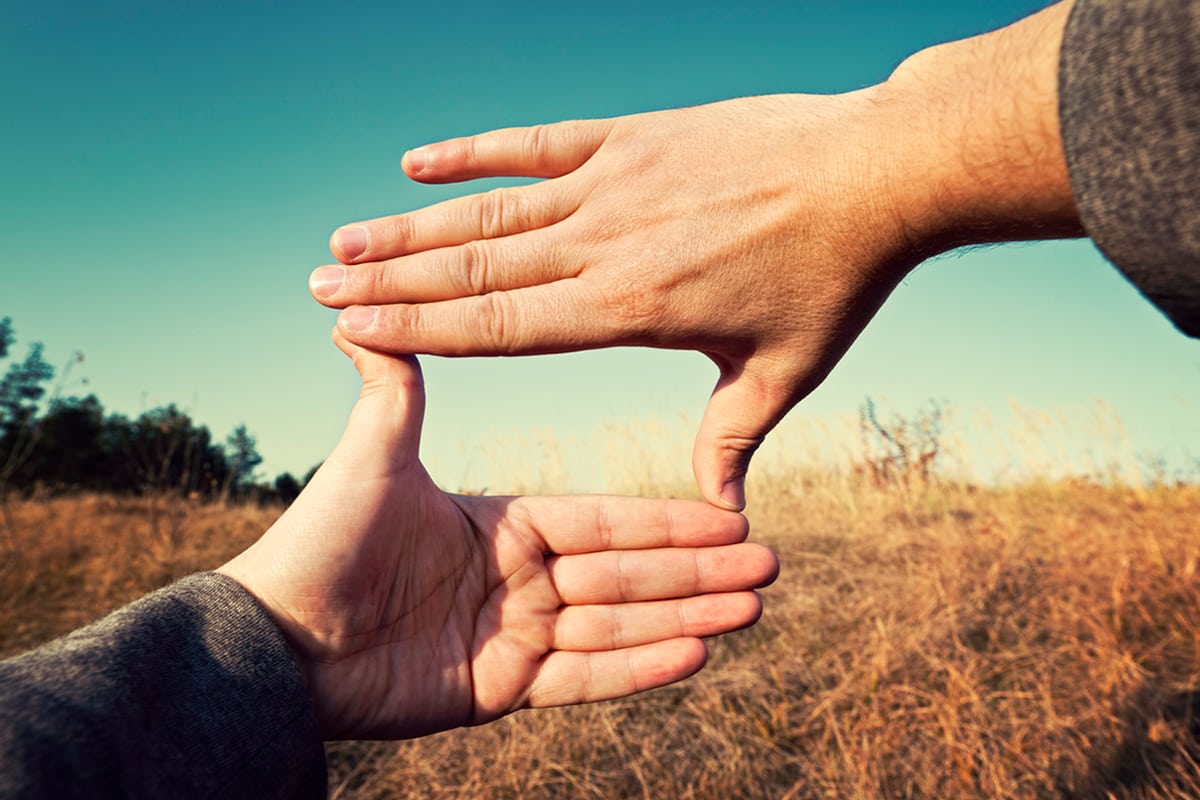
[595,498,614,550]
[690,551,704,594]
[616,552,634,602]
[608,606,622,650]
[476,188,519,240]
[522,124,550,161]
[462,134,481,169]
[376,305,419,348]
[601,280,664,341]
[458,241,493,296]
[472,292,517,352]
[675,601,690,637]
[380,215,416,254]
[579,657,597,701]
[362,263,389,298]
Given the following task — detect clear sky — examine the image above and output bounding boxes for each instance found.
[3,0,1198,491]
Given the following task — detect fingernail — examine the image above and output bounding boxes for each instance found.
[720,479,746,511]
[309,266,345,299]
[339,305,378,332]
[404,147,428,175]
[333,226,367,261]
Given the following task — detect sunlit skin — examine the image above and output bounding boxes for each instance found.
[310,1,1081,512]
[219,332,778,741]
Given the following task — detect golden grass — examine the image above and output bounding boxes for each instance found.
[3,435,1199,798]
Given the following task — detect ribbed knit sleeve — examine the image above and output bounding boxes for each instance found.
[1059,0,1200,337]
[0,573,326,799]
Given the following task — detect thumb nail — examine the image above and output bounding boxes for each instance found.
[719,478,746,511]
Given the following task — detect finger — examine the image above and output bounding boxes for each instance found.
[548,542,779,605]
[504,495,748,555]
[525,638,708,709]
[334,281,618,356]
[327,179,577,265]
[316,228,574,307]
[401,119,613,184]
[331,329,425,462]
[553,591,763,651]
[693,365,797,511]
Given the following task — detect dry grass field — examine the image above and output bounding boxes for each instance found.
[2,423,1199,799]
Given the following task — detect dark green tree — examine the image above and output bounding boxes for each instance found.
[273,472,302,505]
[0,319,56,494]
[302,462,323,487]
[222,424,263,500]
[17,395,107,492]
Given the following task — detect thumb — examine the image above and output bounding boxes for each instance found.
[692,367,794,511]
[332,329,425,464]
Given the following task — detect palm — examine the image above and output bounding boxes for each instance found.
[219,337,777,741]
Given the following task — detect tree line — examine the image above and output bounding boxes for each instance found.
[0,316,311,505]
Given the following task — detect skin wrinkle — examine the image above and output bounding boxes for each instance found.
[662,502,681,549]
[674,597,690,641]
[477,187,510,242]
[608,605,623,652]
[381,213,415,259]
[477,292,513,353]
[595,496,614,553]
[617,551,635,605]
[626,649,643,696]
[379,301,420,347]
[460,239,493,297]
[577,651,597,704]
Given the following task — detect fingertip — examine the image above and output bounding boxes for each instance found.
[330,226,367,263]
[748,543,781,588]
[337,305,379,335]
[718,591,766,632]
[331,327,358,359]
[697,501,750,543]
[692,434,749,512]
[638,638,709,690]
[730,509,751,543]
[402,147,429,178]
[719,478,747,511]
[695,465,746,512]
[745,590,766,626]
[677,637,709,679]
[310,265,345,302]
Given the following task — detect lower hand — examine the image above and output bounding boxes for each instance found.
[218,333,777,740]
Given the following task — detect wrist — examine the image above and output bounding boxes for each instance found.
[878,0,1083,259]
[216,556,318,696]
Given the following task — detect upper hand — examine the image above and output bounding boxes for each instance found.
[309,95,919,509]
[218,333,777,740]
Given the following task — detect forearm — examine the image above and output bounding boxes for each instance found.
[878,0,1084,259]
[0,574,326,799]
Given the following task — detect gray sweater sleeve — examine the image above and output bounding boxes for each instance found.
[0,573,327,799]
[1059,0,1200,337]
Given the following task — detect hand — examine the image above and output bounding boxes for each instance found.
[310,4,1079,511]
[217,333,777,741]
[310,95,909,510]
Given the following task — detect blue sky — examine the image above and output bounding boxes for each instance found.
[3,0,1198,490]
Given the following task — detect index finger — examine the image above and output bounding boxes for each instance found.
[335,278,630,356]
